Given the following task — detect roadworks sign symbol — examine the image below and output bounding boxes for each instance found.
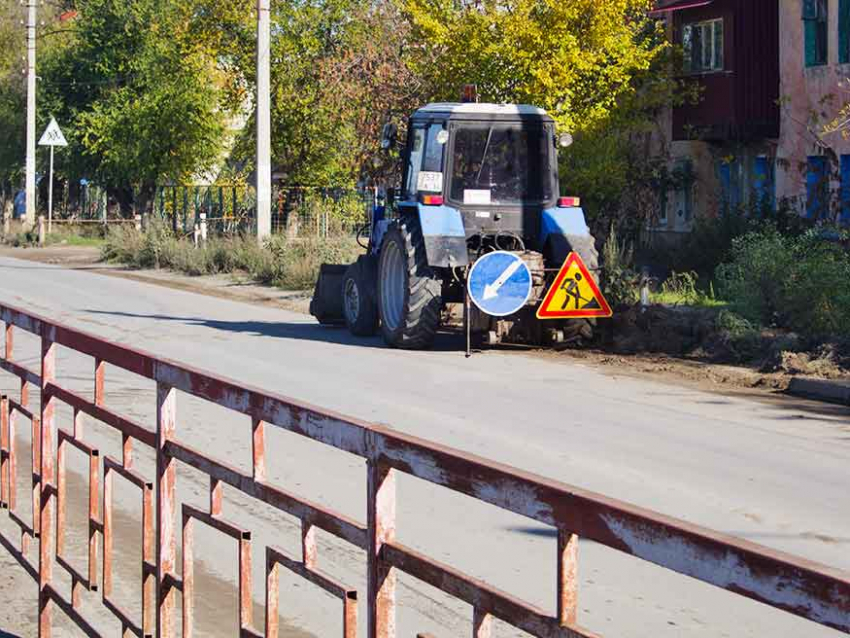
[38,118,68,147]
[537,252,612,319]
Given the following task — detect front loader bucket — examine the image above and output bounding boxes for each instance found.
[310,264,347,325]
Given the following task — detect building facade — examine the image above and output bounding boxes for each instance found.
[777,0,850,222]
[654,0,849,239]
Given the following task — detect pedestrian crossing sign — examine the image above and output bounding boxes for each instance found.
[536,252,612,319]
[38,117,68,147]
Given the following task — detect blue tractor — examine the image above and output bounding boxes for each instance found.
[310,100,600,350]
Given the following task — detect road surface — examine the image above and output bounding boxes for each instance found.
[0,255,847,637]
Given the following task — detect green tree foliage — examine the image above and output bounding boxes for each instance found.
[229,0,422,187]
[403,0,688,228]
[1,0,687,218]
[405,0,667,129]
[38,0,235,212]
[0,2,31,190]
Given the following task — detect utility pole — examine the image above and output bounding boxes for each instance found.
[255,0,272,242]
[24,0,37,230]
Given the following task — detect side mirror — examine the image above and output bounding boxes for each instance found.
[386,187,396,207]
[380,123,398,151]
[558,132,573,149]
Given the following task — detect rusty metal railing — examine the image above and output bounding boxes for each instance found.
[0,300,848,637]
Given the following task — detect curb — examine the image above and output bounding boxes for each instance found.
[787,377,850,406]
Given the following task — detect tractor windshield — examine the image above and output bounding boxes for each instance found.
[449,124,552,206]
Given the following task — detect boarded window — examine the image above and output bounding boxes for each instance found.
[806,155,829,219]
[682,19,724,73]
[752,156,775,213]
[840,155,850,223]
[718,158,742,212]
[804,0,828,66]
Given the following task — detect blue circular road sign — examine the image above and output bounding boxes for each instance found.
[467,251,532,317]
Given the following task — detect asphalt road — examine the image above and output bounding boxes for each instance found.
[0,255,847,637]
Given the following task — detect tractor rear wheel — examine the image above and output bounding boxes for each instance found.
[343,257,379,336]
[377,221,442,349]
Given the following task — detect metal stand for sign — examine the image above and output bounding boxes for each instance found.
[464,284,472,358]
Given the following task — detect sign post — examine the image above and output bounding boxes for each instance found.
[38,118,68,236]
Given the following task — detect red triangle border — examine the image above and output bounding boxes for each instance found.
[536,252,613,319]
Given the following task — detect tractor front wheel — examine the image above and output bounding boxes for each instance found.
[343,256,379,336]
[377,221,442,349]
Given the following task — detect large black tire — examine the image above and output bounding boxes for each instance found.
[343,256,379,336]
[546,233,600,342]
[377,221,442,349]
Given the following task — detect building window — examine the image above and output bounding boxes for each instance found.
[752,156,775,213]
[806,155,830,218]
[840,0,850,63]
[803,0,828,67]
[840,154,850,222]
[683,19,724,73]
[672,160,694,226]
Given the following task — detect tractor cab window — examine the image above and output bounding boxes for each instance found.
[449,124,551,206]
[404,127,426,198]
[404,123,447,198]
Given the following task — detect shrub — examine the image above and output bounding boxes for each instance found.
[715,227,794,324]
[601,224,640,306]
[715,227,850,337]
[782,230,850,335]
[102,222,361,290]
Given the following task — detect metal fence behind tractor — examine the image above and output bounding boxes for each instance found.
[0,301,848,637]
[151,185,370,238]
[28,183,370,239]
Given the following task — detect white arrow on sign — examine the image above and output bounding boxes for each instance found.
[38,117,68,147]
[483,260,523,300]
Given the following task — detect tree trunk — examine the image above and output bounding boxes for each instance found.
[134,182,156,218]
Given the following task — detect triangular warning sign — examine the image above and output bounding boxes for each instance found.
[38,118,68,147]
[537,252,612,319]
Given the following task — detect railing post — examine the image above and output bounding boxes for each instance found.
[472,608,492,638]
[134,214,142,232]
[156,383,177,638]
[0,395,8,509]
[265,548,279,638]
[367,459,396,638]
[252,418,266,482]
[39,337,56,637]
[557,530,578,626]
[199,212,207,245]
[181,512,194,638]
[37,214,45,246]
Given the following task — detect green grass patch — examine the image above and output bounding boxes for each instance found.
[2,224,107,248]
[650,271,727,309]
[55,233,106,247]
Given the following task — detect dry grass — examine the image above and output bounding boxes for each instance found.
[102,222,361,290]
